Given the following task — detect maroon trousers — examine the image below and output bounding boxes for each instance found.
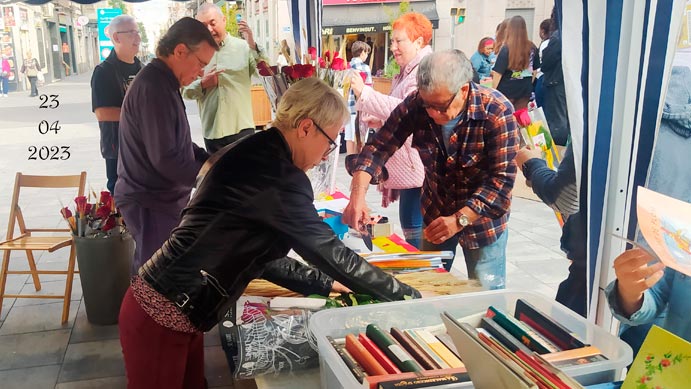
[119,287,205,388]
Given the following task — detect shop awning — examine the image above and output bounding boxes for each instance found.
[321,1,439,36]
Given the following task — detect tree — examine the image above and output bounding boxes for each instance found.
[137,22,148,44]
[107,0,127,14]
[221,3,239,37]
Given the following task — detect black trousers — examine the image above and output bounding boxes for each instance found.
[105,158,118,194]
[203,128,255,154]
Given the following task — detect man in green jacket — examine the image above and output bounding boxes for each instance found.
[183,3,268,153]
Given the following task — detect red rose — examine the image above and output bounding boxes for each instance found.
[318,57,326,68]
[101,216,116,232]
[95,205,111,220]
[331,58,346,71]
[281,65,297,80]
[257,60,274,76]
[308,46,317,61]
[99,191,113,209]
[84,203,92,215]
[513,108,531,127]
[324,51,331,62]
[74,196,87,214]
[60,206,72,219]
[299,64,315,78]
[332,51,340,59]
[661,359,671,367]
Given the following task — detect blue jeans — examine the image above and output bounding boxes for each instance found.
[398,188,423,249]
[0,76,8,95]
[422,230,508,290]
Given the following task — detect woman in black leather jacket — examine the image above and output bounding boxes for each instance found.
[118,77,421,388]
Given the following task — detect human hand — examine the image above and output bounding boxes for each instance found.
[423,216,459,245]
[342,197,370,230]
[331,280,352,293]
[515,146,543,170]
[200,68,223,90]
[613,248,665,316]
[237,21,255,49]
[350,70,365,98]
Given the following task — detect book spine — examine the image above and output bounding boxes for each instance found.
[514,299,587,350]
[376,372,471,389]
[414,329,464,368]
[359,333,402,374]
[480,317,533,355]
[346,333,389,376]
[404,329,450,369]
[390,327,438,370]
[486,306,559,354]
[366,324,423,373]
[362,367,468,389]
[327,336,367,383]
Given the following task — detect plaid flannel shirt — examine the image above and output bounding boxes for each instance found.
[353,83,519,249]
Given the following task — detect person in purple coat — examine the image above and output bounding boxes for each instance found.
[115,17,219,274]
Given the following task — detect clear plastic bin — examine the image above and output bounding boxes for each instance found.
[309,289,632,388]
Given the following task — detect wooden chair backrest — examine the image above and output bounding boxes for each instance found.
[5,172,87,240]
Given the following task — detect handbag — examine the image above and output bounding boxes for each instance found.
[382,135,425,190]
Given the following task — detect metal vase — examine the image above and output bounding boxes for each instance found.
[73,233,134,325]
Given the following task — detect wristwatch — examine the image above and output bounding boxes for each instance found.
[456,213,470,228]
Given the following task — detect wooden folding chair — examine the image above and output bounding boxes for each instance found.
[0,172,87,324]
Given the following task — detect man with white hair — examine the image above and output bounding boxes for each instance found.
[344,49,519,290]
[183,3,267,153]
[90,15,143,194]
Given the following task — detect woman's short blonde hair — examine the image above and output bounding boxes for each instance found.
[272,77,349,132]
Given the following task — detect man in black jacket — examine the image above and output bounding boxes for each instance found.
[119,76,420,388]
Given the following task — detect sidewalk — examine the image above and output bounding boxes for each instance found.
[0,72,568,388]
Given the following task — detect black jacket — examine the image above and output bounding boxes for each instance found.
[140,128,420,331]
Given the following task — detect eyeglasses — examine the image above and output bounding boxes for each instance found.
[313,121,338,156]
[421,90,459,114]
[116,30,141,36]
[186,47,209,68]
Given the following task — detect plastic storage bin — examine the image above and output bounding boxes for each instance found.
[309,290,632,389]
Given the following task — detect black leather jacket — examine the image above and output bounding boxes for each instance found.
[140,128,420,331]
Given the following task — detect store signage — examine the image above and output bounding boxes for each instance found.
[97,8,122,60]
[323,0,424,5]
[76,15,89,27]
[322,24,392,35]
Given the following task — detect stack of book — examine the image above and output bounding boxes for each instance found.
[361,251,454,272]
[327,323,470,389]
[327,299,607,388]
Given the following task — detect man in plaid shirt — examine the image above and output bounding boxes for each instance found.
[344,50,519,289]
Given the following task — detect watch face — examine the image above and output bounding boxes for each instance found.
[458,215,470,227]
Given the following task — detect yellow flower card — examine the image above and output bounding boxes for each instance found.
[622,325,691,389]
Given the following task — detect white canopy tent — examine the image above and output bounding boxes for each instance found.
[558,0,686,326]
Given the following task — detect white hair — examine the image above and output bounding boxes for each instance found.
[417,49,474,94]
[107,15,136,34]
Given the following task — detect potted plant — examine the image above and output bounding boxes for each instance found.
[60,191,133,325]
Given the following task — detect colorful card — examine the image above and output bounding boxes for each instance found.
[637,187,691,277]
[621,325,691,389]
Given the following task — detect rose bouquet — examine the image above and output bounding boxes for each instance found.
[60,191,126,238]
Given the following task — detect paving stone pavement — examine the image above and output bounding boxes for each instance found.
[0,71,568,388]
